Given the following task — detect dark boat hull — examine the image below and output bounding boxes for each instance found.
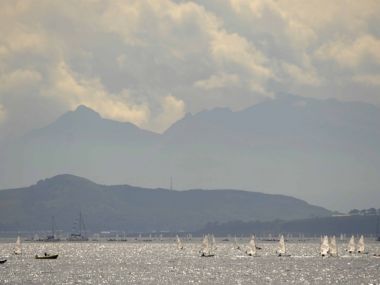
[35,254,58,259]
[200,253,215,257]
[0,259,7,264]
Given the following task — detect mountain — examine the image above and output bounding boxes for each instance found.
[0,105,159,189]
[0,174,331,232]
[1,95,380,210]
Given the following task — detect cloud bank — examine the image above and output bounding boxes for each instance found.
[0,0,379,137]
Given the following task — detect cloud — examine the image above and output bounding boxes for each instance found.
[194,73,240,90]
[42,61,151,127]
[0,69,42,93]
[316,35,380,68]
[281,62,321,86]
[353,74,380,87]
[153,95,186,132]
[0,0,380,139]
[210,30,273,93]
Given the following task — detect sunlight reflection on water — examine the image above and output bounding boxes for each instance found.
[0,240,379,284]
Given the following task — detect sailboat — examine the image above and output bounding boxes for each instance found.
[276,235,290,257]
[320,235,329,257]
[246,235,257,256]
[329,236,338,257]
[357,235,367,254]
[176,235,184,250]
[234,236,241,250]
[44,216,60,242]
[14,236,22,255]
[68,212,89,241]
[347,235,355,254]
[211,234,217,251]
[200,235,214,257]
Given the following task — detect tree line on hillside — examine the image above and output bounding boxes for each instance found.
[196,215,380,237]
[348,208,380,216]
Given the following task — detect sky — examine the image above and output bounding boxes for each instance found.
[0,0,380,138]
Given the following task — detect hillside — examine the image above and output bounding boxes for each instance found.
[0,174,331,232]
[196,215,380,236]
[1,95,380,210]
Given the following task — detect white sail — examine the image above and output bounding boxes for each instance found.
[14,236,22,255]
[320,235,329,256]
[200,235,209,254]
[277,235,286,256]
[246,235,257,256]
[211,235,217,251]
[176,235,184,250]
[357,235,365,253]
[347,235,355,253]
[200,234,214,256]
[234,236,241,250]
[329,236,338,257]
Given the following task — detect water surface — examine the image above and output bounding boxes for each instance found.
[1,240,379,284]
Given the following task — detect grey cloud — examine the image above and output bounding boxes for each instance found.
[0,0,380,139]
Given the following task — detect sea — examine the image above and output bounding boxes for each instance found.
[1,238,379,284]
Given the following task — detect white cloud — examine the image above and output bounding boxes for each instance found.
[0,69,42,93]
[353,74,380,87]
[194,73,240,90]
[210,31,272,79]
[316,35,380,68]
[152,95,185,132]
[42,61,151,127]
[282,62,321,86]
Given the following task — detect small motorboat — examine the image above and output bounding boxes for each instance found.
[0,259,7,264]
[35,253,59,260]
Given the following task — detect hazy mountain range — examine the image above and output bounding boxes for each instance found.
[1,94,379,210]
[0,174,331,232]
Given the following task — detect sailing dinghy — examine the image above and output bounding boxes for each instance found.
[276,235,290,257]
[320,235,329,257]
[357,235,368,254]
[176,235,184,250]
[200,235,214,257]
[329,236,338,257]
[211,235,217,251]
[234,236,241,250]
[347,236,355,254]
[14,236,22,255]
[246,235,257,256]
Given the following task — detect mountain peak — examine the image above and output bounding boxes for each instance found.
[53,105,102,126]
[72,105,101,118]
[35,174,96,187]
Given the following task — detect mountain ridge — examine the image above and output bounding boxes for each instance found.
[1,94,380,211]
[0,174,331,232]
